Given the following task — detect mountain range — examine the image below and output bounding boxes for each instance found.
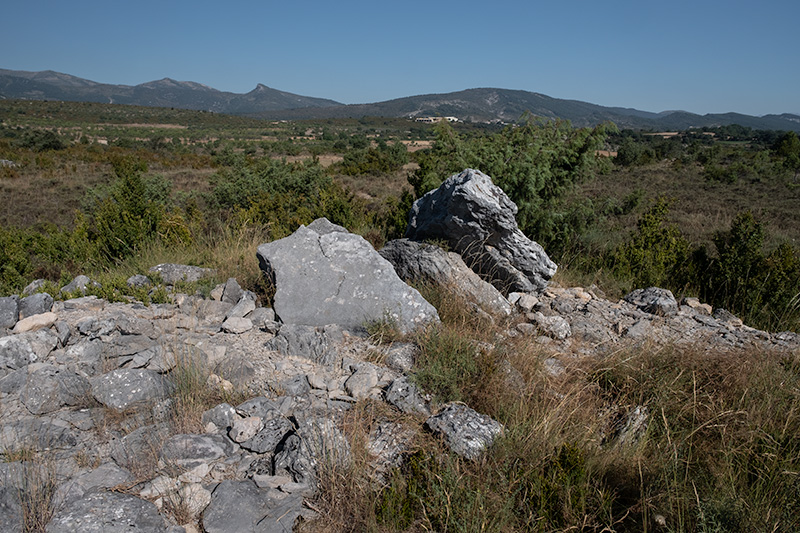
[2,68,799,132]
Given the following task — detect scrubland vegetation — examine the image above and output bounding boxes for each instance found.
[302,284,800,532]
[2,99,799,531]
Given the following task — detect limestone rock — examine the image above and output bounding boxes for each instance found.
[0,487,22,532]
[18,292,53,319]
[60,275,99,295]
[45,490,169,532]
[367,421,416,482]
[405,169,557,294]
[344,365,378,400]
[148,263,215,285]
[0,296,19,330]
[274,416,350,486]
[425,403,503,460]
[529,312,572,340]
[382,342,418,373]
[240,414,294,454]
[624,287,678,317]
[265,323,345,366]
[385,376,430,416]
[221,316,253,334]
[225,291,257,319]
[380,239,512,316]
[12,311,57,333]
[201,403,238,432]
[257,219,438,334]
[91,369,174,411]
[159,434,234,469]
[20,364,91,415]
[202,480,304,533]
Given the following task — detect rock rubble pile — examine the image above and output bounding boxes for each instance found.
[0,169,797,532]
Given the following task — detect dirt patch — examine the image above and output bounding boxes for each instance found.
[277,155,343,168]
[400,140,433,152]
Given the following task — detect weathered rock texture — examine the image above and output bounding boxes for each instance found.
[1,253,798,531]
[380,239,512,317]
[405,168,557,294]
[257,218,438,333]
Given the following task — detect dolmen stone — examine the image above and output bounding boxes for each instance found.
[257,218,438,334]
[380,239,512,317]
[424,402,503,460]
[405,168,557,294]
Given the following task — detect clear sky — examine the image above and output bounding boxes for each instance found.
[3,0,797,116]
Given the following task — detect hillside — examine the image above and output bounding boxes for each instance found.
[0,68,341,114]
[2,68,799,132]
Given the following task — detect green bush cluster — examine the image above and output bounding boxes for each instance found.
[410,117,612,243]
[611,204,800,330]
[336,139,408,176]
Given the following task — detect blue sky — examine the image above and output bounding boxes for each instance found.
[3,0,798,116]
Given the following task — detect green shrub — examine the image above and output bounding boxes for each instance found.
[410,117,612,241]
[614,199,691,290]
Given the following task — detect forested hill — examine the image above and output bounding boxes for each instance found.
[2,68,799,131]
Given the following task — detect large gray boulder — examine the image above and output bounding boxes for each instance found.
[257,218,438,334]
[380,239,512,317]
[406,169,557,294]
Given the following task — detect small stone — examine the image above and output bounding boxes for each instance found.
[18,292,54,319]
[229,416,262,443]
[282,375,311,396]
[12,312,57,333]
[510,292,539,312]
[425,403,503,460]
[221,278,243,305]
[345,366,378,400]
[0,296,19,330]
[178,463,211,484]
[221,317,253,334]
[209,284,225,301]
[126,274,151,288]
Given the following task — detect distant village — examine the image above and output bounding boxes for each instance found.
[413,116,459,123]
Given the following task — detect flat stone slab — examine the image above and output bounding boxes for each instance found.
[257,219,438,334]
[45,490,169,532]
[91,369,174,410]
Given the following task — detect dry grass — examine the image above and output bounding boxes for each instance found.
[294,279,800,532]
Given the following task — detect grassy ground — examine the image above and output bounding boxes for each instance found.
[300,285,800,533]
